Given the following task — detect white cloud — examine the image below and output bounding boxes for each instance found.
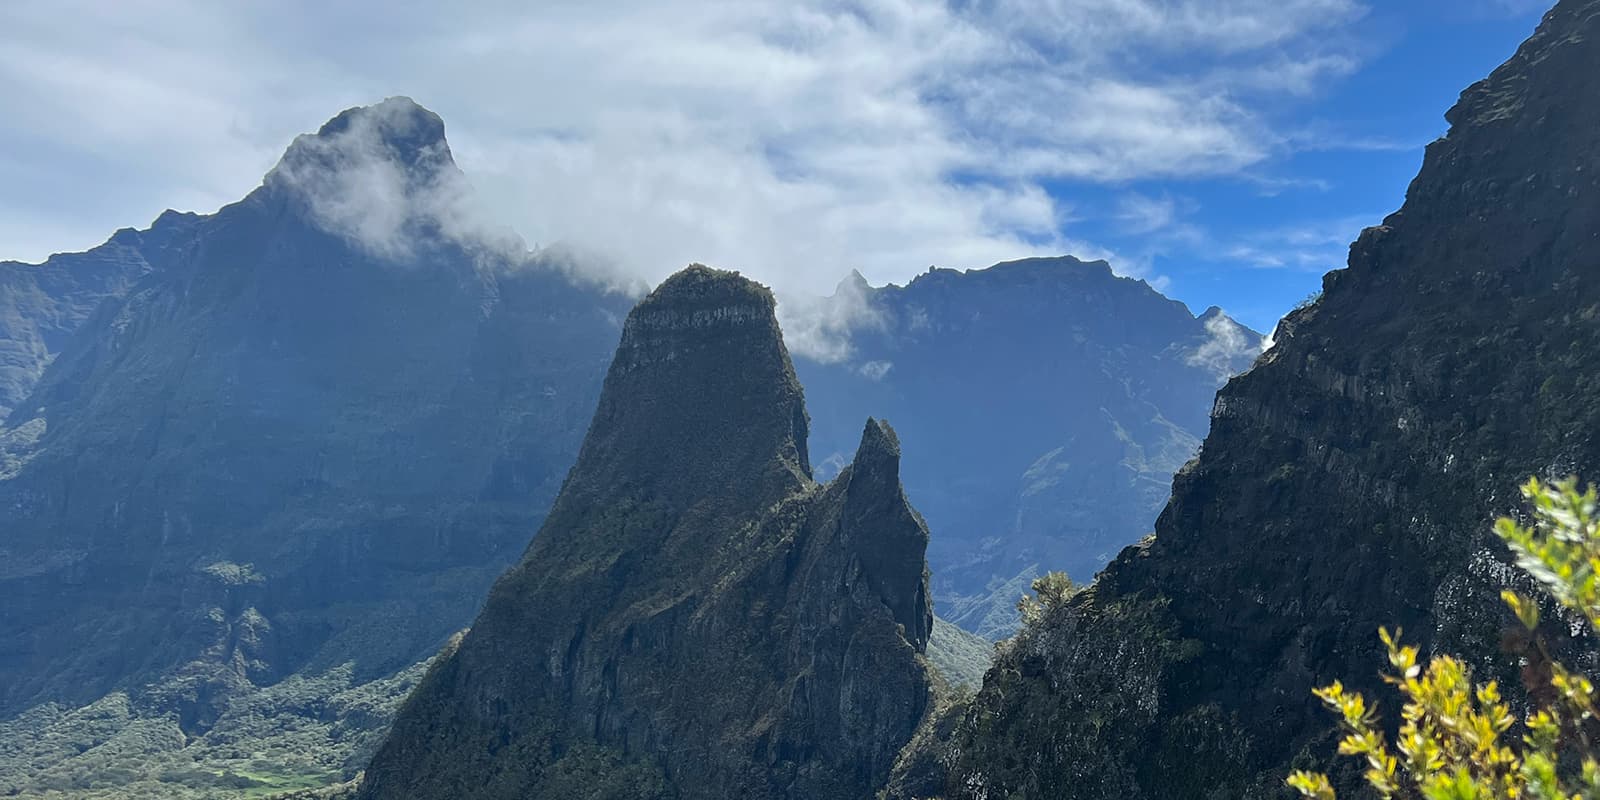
[857,360,895,381]
[0,0,1373,297]
[1115,192,1181,235]
[775,270,888,363]
[263,98,528,264]
[1221,215,1377,271]
[1187,312,1264,379]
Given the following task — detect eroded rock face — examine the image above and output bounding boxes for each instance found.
[360,267,936,800]
[942,1,1600,797]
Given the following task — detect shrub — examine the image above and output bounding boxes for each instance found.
[1288,477,1600,799]
[1016,571,1077,627]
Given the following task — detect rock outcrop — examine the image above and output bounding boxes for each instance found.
[360,266,937,800]
[796,257,1261,637]
[941,1,1600,796]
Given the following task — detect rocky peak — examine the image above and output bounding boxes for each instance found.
[359,266,936,800]
[278,95,453,177]
[260,97,471,258]
[836,418,933,647]
[834,268,872,297]
[847,416,902,487]
[570,264,811,509]
[0,92,633,726]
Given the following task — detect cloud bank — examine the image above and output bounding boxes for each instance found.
[2,0,1374,300]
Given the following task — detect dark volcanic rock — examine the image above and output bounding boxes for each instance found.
[360,266,936,800]
[941,1,1600,797]
[796,257,1261,638]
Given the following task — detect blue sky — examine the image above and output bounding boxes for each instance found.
[1089,0,1548,330]
[0,1,1550,333]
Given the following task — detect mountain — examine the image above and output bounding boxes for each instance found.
[359,266,938,800]
[0,209,201,419]
[932,1,1600,796]
[0,98,1242,799]
[0,96,1002,800]
[0,98,635,797]
[796,258,1262,637]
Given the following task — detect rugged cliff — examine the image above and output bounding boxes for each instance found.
[797,258,1260,637]
[0,210,200,419]
[941,1,1600,797]
[360,266,938,800]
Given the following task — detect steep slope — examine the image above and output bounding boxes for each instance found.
[796,258,1261,637]
[0,210,200,419]
[0,98,632,796]
[926,619,992,690]
[360,266,937,800]
[942,1,1600,797]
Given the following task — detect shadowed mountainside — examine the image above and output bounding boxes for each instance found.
[0,98,634,797]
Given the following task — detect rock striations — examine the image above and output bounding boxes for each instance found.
[360,266,936,800]
[939,1,1600,797]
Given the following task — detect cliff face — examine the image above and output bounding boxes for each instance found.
[0,210,201,419]
[797,258,1260,637]
[360,267,936,800]
[0,99,634,791]
[944,1,1600,796]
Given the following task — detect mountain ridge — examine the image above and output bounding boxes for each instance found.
[0,99,638,798]
[797,254,1261,637]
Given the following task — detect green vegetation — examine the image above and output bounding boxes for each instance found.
[0,659,427,799]
[1016,571,1077,628]
[926,618,994,690]
[1290,478,1600,799]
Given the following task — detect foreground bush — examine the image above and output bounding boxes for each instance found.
[1289,478,1600,799]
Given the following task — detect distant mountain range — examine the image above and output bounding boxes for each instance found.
[800,260,1259,637]
[0,98,1252,797]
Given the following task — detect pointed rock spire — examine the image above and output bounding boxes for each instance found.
[359,265,936,800]
[563,264,811,510]
[839,418,932,647]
